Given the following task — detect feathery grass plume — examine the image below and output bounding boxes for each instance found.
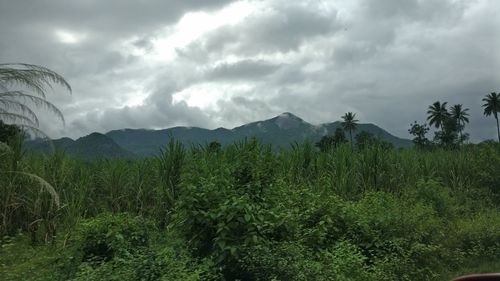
[3,171,60,208]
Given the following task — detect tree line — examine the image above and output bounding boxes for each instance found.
[316,94,500,152]
[409,95,500,149]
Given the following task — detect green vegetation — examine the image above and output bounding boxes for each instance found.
[2,63,500,280]
[1,138,500,280]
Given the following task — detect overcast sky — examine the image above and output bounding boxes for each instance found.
[1,0,499,141]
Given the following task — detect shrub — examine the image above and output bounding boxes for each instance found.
[239,240,375,281]
[75,213,152,262]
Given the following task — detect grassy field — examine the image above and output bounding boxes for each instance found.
[1,139,499,280]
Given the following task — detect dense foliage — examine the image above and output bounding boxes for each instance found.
[1,139,500,280]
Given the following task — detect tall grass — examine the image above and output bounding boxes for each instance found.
[0,139,499,280]
[1,139,498,237]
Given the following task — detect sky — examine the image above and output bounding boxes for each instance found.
[1,0,499,142]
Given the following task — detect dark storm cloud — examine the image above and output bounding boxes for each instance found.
[206,60,282,81]
[0,0,237,137]
[360,0,463,22]
[1,0,498,142]
[183,2,341,57]
[0,0,237,67]
[0,0,236,34]
[193,0,498,142]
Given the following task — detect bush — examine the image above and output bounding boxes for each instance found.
[68,247,217,281]
[75,213,151,262]
[239,241,375,281]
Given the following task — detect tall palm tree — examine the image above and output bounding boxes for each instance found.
[482,92,500,142]
[0,63,71,136]
[341,112,358,147]
[427,101,450,129]
[450,104,469,142]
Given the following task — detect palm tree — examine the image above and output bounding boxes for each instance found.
[0,63,71,136]
[427,101,450,129]
[450,104,469,142]
[482,92,500,142]
[341,112,358,147]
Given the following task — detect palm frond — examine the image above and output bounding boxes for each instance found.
[0,63,71,138]
[0,111,38,127]
[427,101,449,128]
[3,171,60,207]
[0,91,65,124]
[0,94,40,125]
[0,63,71,98]
[17,124,52,140]
[482,92,499,117]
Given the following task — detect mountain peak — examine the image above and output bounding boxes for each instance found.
[272,112,307,130]
[277,112,301,119]
[77,132,107,141]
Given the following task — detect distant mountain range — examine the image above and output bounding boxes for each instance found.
[27,112,412,159]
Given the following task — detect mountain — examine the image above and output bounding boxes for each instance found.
[316,121,413,148]
[27,132,136,160]
[226,112,320,148]
[106,127,234,156]
[27,113,412,158]
[106,112,412,156]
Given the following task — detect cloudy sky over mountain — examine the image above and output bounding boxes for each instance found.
[1,0,499,141]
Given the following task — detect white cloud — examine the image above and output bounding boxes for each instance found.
[151,1,256,62]
[54,29,86,44]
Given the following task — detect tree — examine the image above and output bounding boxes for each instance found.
[0,63,71,136]
[408,121,430,149]
[450,104,469,144]
[355,130,393,150]
[482,92,500,142]
[315,128,347,152]
[332,127,347,146]
[208,141,222,153]
[434,116,459,148]
[315,135,335,152]
[427,101,450,129]
[355,130,376,149]
[341,112,358,148]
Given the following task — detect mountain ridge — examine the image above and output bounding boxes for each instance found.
[27,132,137,160]
[28,113,412,158]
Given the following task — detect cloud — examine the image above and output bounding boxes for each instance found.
[1,0,499,142]
[182,2,341,58]
[67,80,212,136]
[205,59,283,81]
